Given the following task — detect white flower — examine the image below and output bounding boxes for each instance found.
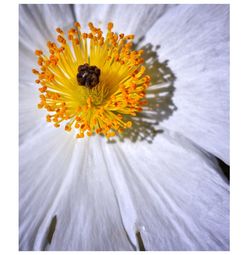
[19,4,229,251]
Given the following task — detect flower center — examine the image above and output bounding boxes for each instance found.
[77,64,101,88]
[32,22,150,139]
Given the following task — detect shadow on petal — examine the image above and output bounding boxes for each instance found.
[108,37,177,144]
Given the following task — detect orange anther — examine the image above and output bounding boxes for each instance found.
[68,28,76,34]
[47,41,53,48]
[32,69,39,75]
[88,22,94,29]
[57,35,66,44]
[39,86,47,93]
[65,124,72,132]
[82,33,88,39]
[75,123,80,128]
[46,115,51,122]
[56,27,63,34]
[107,22,113,31]
[108,131,116,137]
[37,57,43,66]
[126,121,132,128]
[35,50,43,56]
[74,22,81,28]
[74,38,79,45]
[87,131,92,137]
[76,133,84,138]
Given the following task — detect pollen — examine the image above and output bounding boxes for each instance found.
[33,22,151,139]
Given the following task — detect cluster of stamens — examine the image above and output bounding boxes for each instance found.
[32,22,150,138]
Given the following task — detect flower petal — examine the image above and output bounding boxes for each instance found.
[19,134,135,251]
[74,4,169,38]
[20,130,229,251]
[143,5,229,163]
[104,130,229,251]
[19,4,75,52]
[19,81,45,144]
[19,126,75,250]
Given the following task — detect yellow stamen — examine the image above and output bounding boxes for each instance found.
[33,22,150,139]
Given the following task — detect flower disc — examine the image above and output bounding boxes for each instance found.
[33,22,150,138]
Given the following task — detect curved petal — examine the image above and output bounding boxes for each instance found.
[20,130,229,251]
[19,134,134,251]
[104,131,229,251]
[74,4,169,38]
[19,81,45,144]
[144,5,229,163]
[19,126,75,250]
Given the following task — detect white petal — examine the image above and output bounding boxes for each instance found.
[19,126,75,250]
[20,131,229,251]
[19,81,45,144]
[19,45,40,140]
[104,131,229,251]
[19,135,134,251]
[74,4,169,38]
[142,5,229,163]
[19,4,75,52]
